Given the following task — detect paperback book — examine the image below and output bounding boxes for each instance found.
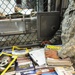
[16,68,58,75]
[47,58,72,66]
[16,56,34,71]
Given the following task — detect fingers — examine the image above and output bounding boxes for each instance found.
[51,54,59,59]
[45,50,59,59]
[41,41,45,45]
[45,50,52,58]
[41,41,50,45]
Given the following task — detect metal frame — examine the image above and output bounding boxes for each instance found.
[0,0,68,48]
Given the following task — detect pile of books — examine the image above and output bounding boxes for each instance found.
[16,55,34,72]
[0,45,75,75]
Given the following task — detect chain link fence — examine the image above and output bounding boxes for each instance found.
[0,0,68,48]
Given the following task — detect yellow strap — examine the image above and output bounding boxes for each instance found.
[46,45,61,50]
[12,46,29,53]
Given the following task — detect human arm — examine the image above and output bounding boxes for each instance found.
[41,35,61,45]
[41,26,62,45]
[45,35,75,59]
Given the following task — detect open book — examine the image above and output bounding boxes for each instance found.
[29,48,46,66]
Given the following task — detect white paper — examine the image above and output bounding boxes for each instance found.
[29,48,46,66]
[55,67,72,75]
[19,9,33,15]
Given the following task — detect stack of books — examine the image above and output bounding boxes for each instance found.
[11,46,34,74]
[16,56,34,72]
[16,67,58,75]
[0,45,75,75]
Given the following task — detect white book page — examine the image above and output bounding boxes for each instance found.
[29,48,46,66]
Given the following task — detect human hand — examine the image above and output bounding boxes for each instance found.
[45,50,59,59]
[41,41,51,45]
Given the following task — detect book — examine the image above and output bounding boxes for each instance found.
[16,56,34,71]
[16,70,36,75]
[63,66,74,74]
[36,67,57,75]
[47,58,72,66]
[0,52,17,75]
[16,69,57,75]
[20,70,36,75]
[55,67,73,75]
[2,49,12,54]
[4,71,16,75]
[29,48,46,66]
[55,66,74,75]
[42,72,58,75]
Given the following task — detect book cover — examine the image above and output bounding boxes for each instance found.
[55,67,74,75]
[16,68,57,75]
[16,56,34,71]
[55,67,72,75]
[16,61,34,71]
[2,49,12,54]
[36,67,57,75]
[0,52,17,75]
[20,70,36,75]
[42,72,58,75]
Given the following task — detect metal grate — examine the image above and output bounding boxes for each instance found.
[0,32,37,47]
[0,0,68,48]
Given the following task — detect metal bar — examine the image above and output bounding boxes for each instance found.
[0,17,37,22]
[0,29,37,36]
[0,43,41,50]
